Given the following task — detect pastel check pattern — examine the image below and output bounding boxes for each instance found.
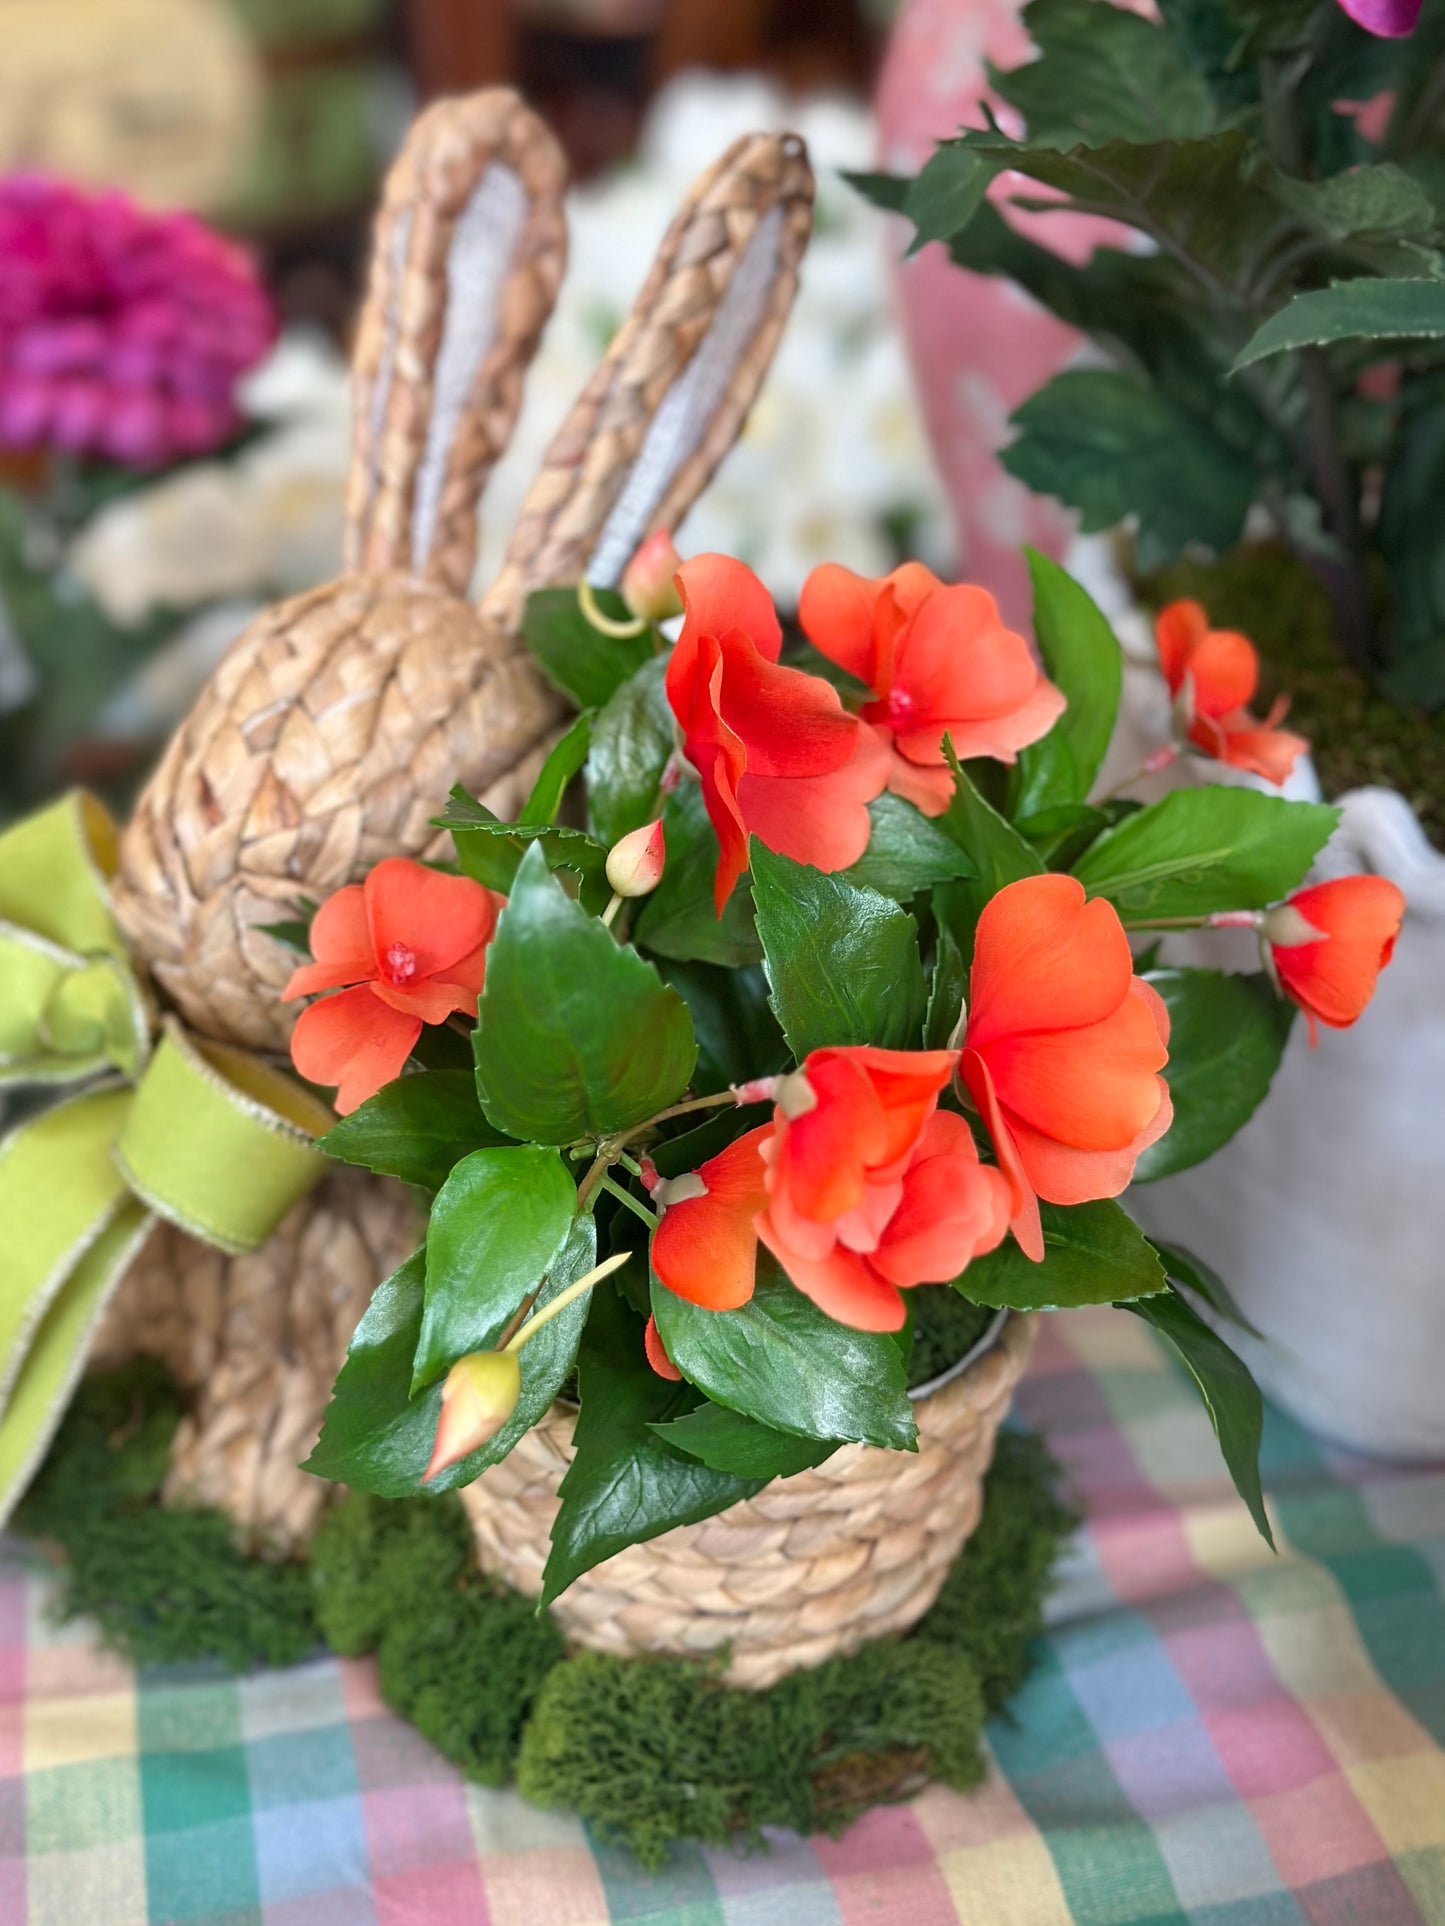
[2,1305,1443,1926]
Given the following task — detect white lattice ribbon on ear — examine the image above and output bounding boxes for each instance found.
[586,204,788,591]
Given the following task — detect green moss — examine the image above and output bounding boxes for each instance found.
[17,1369,1074,1868]
[514,1429,1073,1868]
[916,1431,1079,1713]
[311,1491,564,1785]
[906,1287,997,1390]
[14,1364,317,1671]
[1137,544,1445,848]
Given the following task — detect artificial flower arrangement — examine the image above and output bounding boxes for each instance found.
[281,531,1404,1592]
[0,172,276,816]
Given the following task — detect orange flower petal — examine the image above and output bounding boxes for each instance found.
[1210,717,1309,787]
[1178,627,1259,719]
[980,986,1170,1150]
[894,584,1053,725]
[717,632,862,778]
[879,737,956,816]
[1003,1077,1173,1204]
[968,874,1135,1045]
[799,560,940,693]
[1272,875,1406,1028]
[897,673,1066,768]
[959,1049,1043,1262]
[1155,600,1209,693]
[737,722,888,876]
[307,883,370,967]
[870,1110,1011,1285]
[644,1313,683,1380]
[289,985,421,1115]
[677,552,783,663]
[649,1126,771,1311]
[363,858,497,978]
[281,954,371,1002]
[755,1222,906,1331]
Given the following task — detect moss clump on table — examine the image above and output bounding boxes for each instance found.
[14,1349,1075,1870]
[1137,543,1445,849]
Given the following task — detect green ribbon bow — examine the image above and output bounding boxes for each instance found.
[0,794,333,1524]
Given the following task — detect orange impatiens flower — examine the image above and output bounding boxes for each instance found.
[1262,875,1405,1043]
[650,1045,1012,1332]
[666,554,888,913]
[1155,599,1308,787]
[283,857,502,1114]
[799,562,1065,816]
[960,874,1172,1263]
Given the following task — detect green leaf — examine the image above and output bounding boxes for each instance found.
[440,788,610,910]
[1009,728,1080,823]
[1125,1285,1273,1548]
[958,1200,1166,1311]
[1233,279,1445,371]
[523,586,654,711]
[1017,802,1111,871]
[749,841,926,1059]
[903,146,995,251]
[649,1402,835,1479]
[1003,369,1256,568]
[305,1252,442,1497]
[844,793,976,900]
[521,712,593,826]
[656,960,788,1092]
[1134,969,1295,1181]
[428,1214,602,1493]
[1071,788,1340,921]
[416,1144,577,1390]
[843,169,913,216]
[587,656,674,848]
[632,780,762,968]
[318,1069,509,1190]
[542,1282,760,1604]
[990,0,1215,148]
[473,844,697,1144]
[1022,548,1124,800]
[934,745,1044,970]
[924,925,967,1051]
[1147,1238,1264,1341]
[651,1256,917,1452]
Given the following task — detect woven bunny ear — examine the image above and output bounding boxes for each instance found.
[481,131,814,631]
[344,90,567,596]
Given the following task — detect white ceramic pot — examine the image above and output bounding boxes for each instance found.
[1076,542,1445,1460]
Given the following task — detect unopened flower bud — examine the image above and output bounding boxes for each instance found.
[621,530,684,622]
[606,819,666,898]
[425,1349,521,1481]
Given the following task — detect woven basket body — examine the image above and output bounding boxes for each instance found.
[460,1313,1037,1688]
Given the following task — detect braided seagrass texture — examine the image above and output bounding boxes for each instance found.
[461,1314,1037,1689]
[90,1170,418,1553]
[113,114,813,1054]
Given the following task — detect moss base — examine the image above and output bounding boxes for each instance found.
[1137,544,1445,849]
[16,1365,1075,1870]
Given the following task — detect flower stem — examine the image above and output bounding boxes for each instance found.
[1094,743,1178,805]
[597,1171,660,1229]
[504,1251,632,1353]
[578,578,649,640]
[601,891,624,928]
[1121,910,1261,933]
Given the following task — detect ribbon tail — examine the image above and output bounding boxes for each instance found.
[0,1198,152,1530]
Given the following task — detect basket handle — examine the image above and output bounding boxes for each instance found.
[344,89,568,597]
[479,130,813,633]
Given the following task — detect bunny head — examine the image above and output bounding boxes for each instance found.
[111,90,814,1053]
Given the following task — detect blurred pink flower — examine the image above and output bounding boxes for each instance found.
[0,176,276,470]
[1335,0,1420,35]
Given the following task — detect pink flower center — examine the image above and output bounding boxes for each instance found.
[382,941,418,985]
[885,687,916,724]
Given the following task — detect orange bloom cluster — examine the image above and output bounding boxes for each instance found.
[652,875,1172,1327]
[1155,599,1308,786]
[652,1045,1012,1332]
[284,857,502,1113]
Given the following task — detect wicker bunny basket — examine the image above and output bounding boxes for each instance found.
[87,88,1036,1683]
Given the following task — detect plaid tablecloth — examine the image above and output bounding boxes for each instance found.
[3,1305,1443,1926]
